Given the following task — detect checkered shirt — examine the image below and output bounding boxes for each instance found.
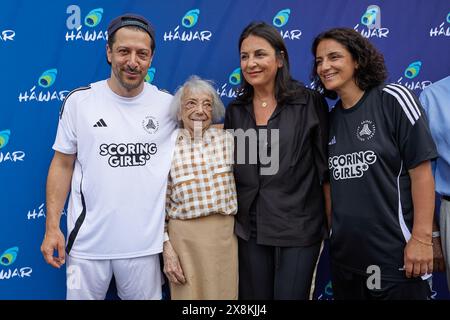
[166,127,237,226]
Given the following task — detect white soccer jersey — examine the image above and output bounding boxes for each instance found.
[53,80,177,259]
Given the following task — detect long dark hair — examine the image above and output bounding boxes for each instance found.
[310,27,387,99]
[236,21,301,104]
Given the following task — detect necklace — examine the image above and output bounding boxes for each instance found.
[255,95,271,108]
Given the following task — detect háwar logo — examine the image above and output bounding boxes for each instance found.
[182,9,200,28]
[354,5,389,38]
[429,11,450,37]
[164,8,212,42]
[27,202,66,220]
[404,61,422,79]
[272,9,302,40]
[65,5,107,42]
[361,5,381,29]
[0,247,33,281]
[0,247,18,266]
[0,129,10,149]
[217,67,241,99]
[18,68,70,103]
[38,69,57,88]
[396,61,432,91]
[1,24,15,42]
[0,129,25,164]
[145,67,156,83]
[228,68,241,86]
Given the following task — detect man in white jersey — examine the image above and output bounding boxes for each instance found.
[40,14,177,300]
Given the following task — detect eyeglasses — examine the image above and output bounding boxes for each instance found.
[182,100,213,111]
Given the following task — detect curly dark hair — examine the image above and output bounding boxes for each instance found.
[236,21,302,104]
[310,27,387,99]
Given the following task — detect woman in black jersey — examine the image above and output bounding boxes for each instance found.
[311,27,438,300]
[224,22,330,299]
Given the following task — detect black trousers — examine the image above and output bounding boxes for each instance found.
[331,263,431,300]
[238,237,321,300]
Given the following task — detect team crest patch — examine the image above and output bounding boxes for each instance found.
[142,116,159,134]
[356,120,376,141]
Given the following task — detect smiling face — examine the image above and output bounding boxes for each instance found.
[315,38,360,96]
[107,27,153,97]
[240,35,283,91]
[180,89,213,136]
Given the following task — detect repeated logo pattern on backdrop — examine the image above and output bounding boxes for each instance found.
[145,67,156,83]
[354,5,390,38]
[273,8,302,40]
[0,130,25,164]
[27,203,66,221]
[0,130,10,149]
[396,61,432,91]
[65,5,107,42]
[1,0,449,299]
[0,247,33,281]
[18,69,70,103]
[163,8,212,42]
[0,27,15,42]
[216,67,241,99]
[429,12,450,37]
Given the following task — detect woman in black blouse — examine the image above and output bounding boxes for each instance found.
[224,21,330,299]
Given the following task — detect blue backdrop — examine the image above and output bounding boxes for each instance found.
[1,0,449,299]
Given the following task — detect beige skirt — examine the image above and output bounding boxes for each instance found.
[168,214,238,300]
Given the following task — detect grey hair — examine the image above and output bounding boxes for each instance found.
[170,75,225,125]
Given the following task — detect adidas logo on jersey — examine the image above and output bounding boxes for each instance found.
[328,136,336,145]
[94,119,107,127]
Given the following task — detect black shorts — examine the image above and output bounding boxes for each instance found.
[331,263,431,300]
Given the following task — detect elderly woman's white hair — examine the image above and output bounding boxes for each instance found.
[170,75,225,126]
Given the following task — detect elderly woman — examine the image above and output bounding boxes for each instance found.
[162,76,238,300]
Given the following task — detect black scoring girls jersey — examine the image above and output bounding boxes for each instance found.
[328,84,437,281]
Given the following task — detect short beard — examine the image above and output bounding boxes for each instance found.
[114,67,144,91]
[120,77,143,90]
